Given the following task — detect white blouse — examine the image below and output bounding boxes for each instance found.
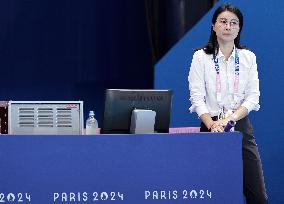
[188,48,260,117]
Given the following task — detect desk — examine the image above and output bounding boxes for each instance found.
[0,133,243,203]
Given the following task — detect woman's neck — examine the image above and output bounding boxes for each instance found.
[219,42,234,61]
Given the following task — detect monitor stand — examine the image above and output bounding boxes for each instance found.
[130,109,156,134]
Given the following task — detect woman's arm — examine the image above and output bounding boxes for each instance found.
[188,51,209,116]
[241,52,260,113]
[215,106,248,129]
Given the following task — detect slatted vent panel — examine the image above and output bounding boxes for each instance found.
[9,101,83,134]
[56,108,72,127]
[37,108,54,127]
[18,108,35,127]
[18,108,74,128]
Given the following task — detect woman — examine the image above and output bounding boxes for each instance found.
[188,4,268,204]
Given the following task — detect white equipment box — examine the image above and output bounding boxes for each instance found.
[8,101,83,135]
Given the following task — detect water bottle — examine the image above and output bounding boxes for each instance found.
[86,111,98,134]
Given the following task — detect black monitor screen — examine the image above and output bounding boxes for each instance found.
[101,89,173,134]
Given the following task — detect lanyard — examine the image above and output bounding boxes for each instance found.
[213,48,240,110]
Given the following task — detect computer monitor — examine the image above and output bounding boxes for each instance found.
[101,89,173,134]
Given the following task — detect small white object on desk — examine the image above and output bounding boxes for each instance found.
[130,109,156,134]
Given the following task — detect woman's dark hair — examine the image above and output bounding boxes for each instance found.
[197,4,246,54]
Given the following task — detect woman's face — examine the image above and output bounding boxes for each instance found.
[213,11,240,45]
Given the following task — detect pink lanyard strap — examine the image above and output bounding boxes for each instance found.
[213,48,240,104]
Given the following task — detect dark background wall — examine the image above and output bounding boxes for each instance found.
[145,0,215,63]
[0,0,214,124]
[155,0,284,203]
[0,0,154,123]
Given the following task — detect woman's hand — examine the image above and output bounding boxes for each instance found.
[210,117,232,132]
[216,118,231,127]
[210,121,224,132]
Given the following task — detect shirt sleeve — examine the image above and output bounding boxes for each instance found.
[241,52,260,112]
[188,51,209,117]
